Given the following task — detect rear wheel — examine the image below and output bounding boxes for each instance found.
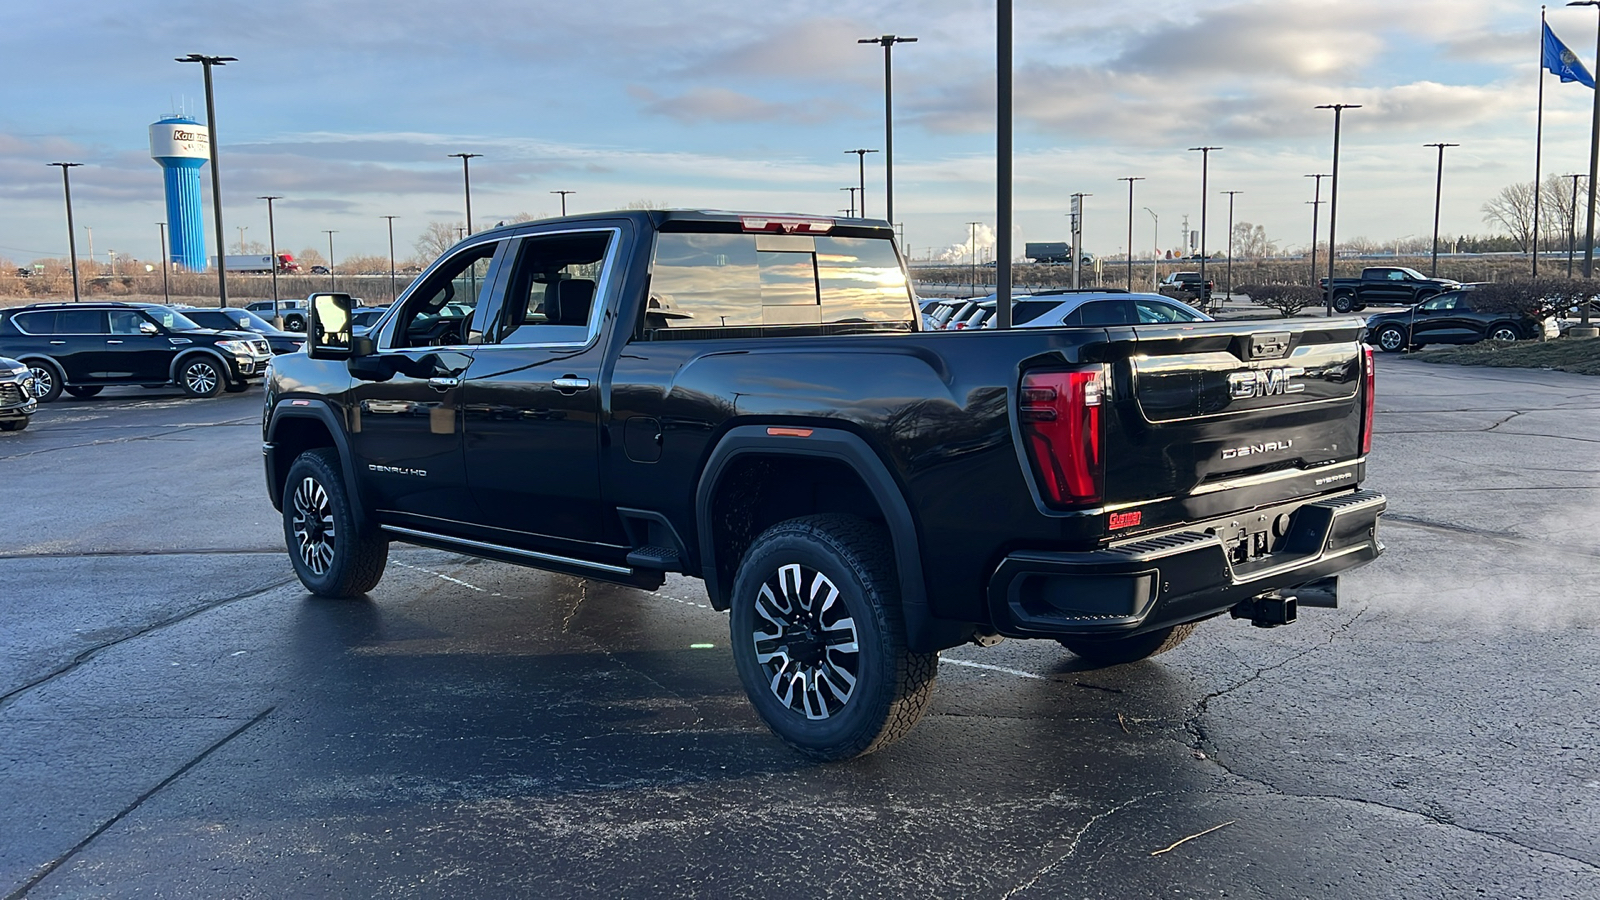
[179,357,225,398]
[25,361,62,403]
[1487,323,1521,343]
[1058,622,1199,666]
[284,313,306,332]
[729,514,938,760]
[64,385,102,399]
[1331,292,1357,314]
[1374,324,1408,353]
[282,447,387,597]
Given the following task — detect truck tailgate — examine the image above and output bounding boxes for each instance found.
[1095,318,1368,532]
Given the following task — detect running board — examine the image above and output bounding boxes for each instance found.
[380,525,665,590]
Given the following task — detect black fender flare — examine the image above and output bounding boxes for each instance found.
[264,398,369,530]
[696,424,956,653]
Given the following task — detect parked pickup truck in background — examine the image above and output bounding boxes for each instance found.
[262,209,1386,760]
[1320,266,1460,314]
[1158,271,1213,307]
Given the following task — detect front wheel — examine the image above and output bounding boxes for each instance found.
[1331,293,1357,314]
[179,357,225,398]
[1058,622,1199,666]
[282,447,388,597]
[729,514,938,761]
[64,385,103,399]
[1374,324,1409,353]
[284,314,306,332]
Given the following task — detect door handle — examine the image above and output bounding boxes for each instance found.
[428,376,460,391]
[552,376,590,393]
[362,399,414,415]
[106,340,123,345]
[50,340,66,345]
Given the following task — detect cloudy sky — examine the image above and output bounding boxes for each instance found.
[0,0,1586,266]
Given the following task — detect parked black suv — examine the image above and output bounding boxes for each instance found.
[1364,288,1557,352]
[0,301,271,401]
[175,307,305,355]
[0,355,36,431]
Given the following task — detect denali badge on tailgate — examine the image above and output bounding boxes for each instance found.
[1228,366,1305,400]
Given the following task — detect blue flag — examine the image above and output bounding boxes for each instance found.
[1544,22,1596,89]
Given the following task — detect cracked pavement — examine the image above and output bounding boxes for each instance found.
[1,361,1597,898]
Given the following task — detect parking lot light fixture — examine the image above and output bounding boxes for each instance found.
[858,34,916,226]
[1424,143,1459,277]
[382,215,399,302]
[845,149,879,217]
[1221,190,1242,302]
[258,196,282,324]
[967,221,982,295]
[550,190,574,216]
[157,222,170,305]
[1305,174,1327,285]
[323,230,337,291]
[840,186,858,217]
[1571,1,1600,326]
[1187,147,1221,289]
[1316,104,1361,315]
[1144,207,1159,290]
[1118,177,1145,290]
[176,54,237,307]
[47,162,83,302]
[448,152,482,235]
[1567,173,1584,276]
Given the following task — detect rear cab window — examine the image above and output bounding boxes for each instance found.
[642,231,915,338]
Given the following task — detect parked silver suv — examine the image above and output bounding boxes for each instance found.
[0,355,37,432]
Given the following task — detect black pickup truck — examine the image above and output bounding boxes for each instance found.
[1320,266,1460,314]
[262,210,1386,760]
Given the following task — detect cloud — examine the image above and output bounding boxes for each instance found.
[629,85,853,125]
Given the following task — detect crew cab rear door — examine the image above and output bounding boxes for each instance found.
[1091,319,1368,529]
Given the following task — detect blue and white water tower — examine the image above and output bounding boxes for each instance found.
[149,116,210,271]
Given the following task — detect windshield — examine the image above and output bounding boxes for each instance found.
[1398,267,1428,280]
[150,309,202,331]
[188,309,277,333]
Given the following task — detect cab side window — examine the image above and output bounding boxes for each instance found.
[490,231,614,345]
[1134,298,1204,323]
[55,310,107,334]
[108,310,148,335]
[391,242,499,348]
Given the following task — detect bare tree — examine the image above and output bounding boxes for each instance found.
[1482,181,1538,252]
[295,247,327,268]
[625,199,669,210]
[1541,174,1586,252]
[1230,222,1275,259]
[414,221,463,264]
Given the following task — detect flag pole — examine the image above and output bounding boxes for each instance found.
[1536,5,1546,278]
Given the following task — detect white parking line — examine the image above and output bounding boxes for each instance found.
[940,657,1045,680]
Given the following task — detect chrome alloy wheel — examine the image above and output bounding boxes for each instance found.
[1489,325,1520,342]
[751,563,861,720]
[1377,327,1406,352]
[183,361,218,395]
[291,475,337,575]
[27,366,53,398]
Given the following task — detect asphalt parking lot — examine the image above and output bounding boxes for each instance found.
[1,361,1597,899]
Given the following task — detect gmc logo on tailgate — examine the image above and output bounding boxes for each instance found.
[1228,367,1306,400]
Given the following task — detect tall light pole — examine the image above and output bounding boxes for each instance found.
[1069,193,1091,289]
[157,222,170,304]
[1424,143,1459,277]
[47,162,83,302]
[1220,189,1242,301]
[1316,103,1361,315]
[550,190,574,216]
[236,225,248,254]
[176,53,237,307]
[258,196,282,324]
[845,149,879,217]
[857,34,916,227]
[323,230,337,291]
[382,215,399,302]
[1144,207,1159,290]
[840,186,858,217]
[1118,177,1144,291]
[967,221,982,296]
[1305,173,1327,285]
[1568,173,1584,276]
[448,152,482,235]
[1573,1,1600,329]
[1187,146,1221,289]
[995,2,1012,328]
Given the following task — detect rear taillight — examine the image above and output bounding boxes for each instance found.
[1020,369,1104,507]
[1360,345,1375,455]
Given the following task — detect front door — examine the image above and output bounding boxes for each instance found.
[101,309,174,382]
[461,226,623,546]
[348,237,507,526]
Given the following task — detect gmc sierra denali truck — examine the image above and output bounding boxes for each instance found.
[263,210,1386,760]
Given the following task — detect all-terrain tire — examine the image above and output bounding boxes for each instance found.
[728,514,938,760]
[282,447,387,598]
[1058,622,1200,666]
